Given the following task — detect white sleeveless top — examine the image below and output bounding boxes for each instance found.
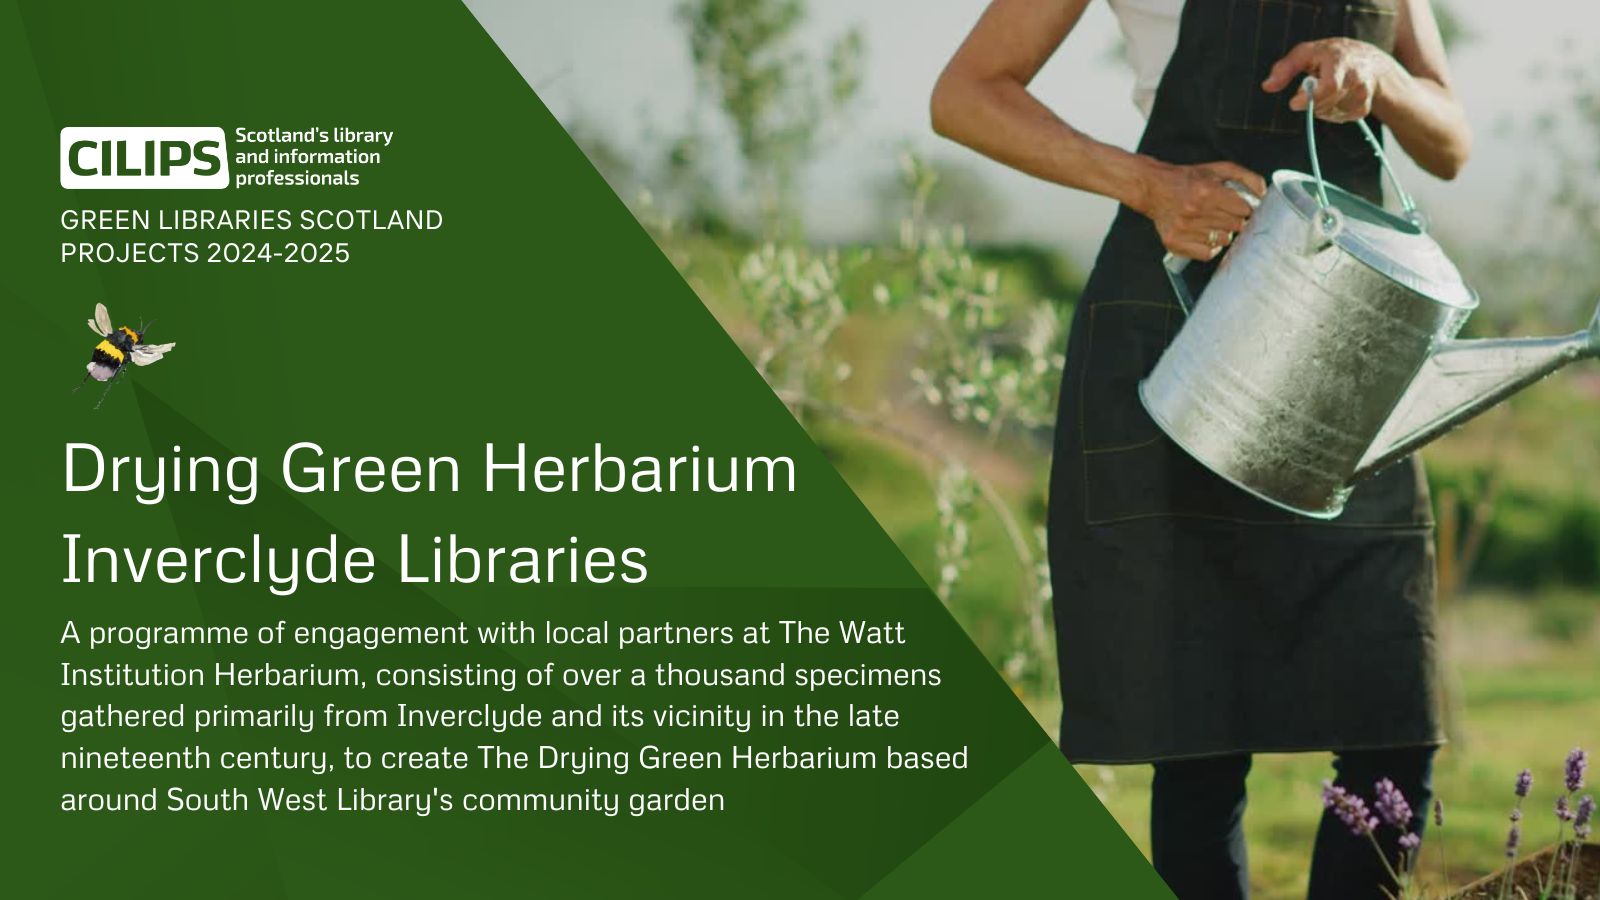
[1106,0,1183,118]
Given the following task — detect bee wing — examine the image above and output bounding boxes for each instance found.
[87,318,104,335]
[130,342,175,366]
[94,303,112,336]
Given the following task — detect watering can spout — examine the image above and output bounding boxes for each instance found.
[1352,298,1600,481]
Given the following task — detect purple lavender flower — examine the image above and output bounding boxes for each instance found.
[1556,795,1575,823]
[1432,798,1444,827]
[1398,832,1421,851]
[1374,778,1414,829]
[1511,807,1523,822]
[1566,747,1589,794]
[1505,822,1522,858]
[1576,794,1595,840]
[1323,780,1378,836]
[1515,768,1534,798]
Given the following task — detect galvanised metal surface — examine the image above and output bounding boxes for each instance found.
[1355,308,1600,479]
[1141,171,1599,519]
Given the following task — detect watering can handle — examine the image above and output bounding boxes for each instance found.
[1163,77,1426,314]
[1162,180,1260,315]
[1301,76,1424,229]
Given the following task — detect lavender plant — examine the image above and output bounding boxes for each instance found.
[1491,751,1597,900]
[1504,769,1535,900]
[1323,778,1427,899]
[1315,748,1596,900]
[1542,748,1590,900]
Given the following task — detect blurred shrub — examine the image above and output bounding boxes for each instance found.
[676,0,862,234]
[972,243,1084,308]
[1431,461,1600,590]
[1528,587,1599,644]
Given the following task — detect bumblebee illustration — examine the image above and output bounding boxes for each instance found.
[75,302,175,409]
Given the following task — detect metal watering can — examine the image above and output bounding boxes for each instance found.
[1142,79,1600,519]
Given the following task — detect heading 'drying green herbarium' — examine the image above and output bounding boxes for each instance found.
[64,440,797,506]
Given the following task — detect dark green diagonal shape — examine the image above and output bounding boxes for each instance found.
[1,0,1168,895]
[864,745,1175,898]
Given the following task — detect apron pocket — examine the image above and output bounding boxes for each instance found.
[1335,0,1399,49]
[1084,433,1301,525]
[1079,301,1173,454]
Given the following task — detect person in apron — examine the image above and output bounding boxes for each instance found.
[932,1,1471,897]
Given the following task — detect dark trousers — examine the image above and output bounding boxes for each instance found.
[1150,747,1436,900]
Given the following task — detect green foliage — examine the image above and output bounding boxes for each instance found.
[657,131,737,237]
[933,464,976,601]
[977,242,1085,307]
[1431,464,1600,591]
[735,242,851,399]
[870,152,1009,242]
[878,154,1068,437]
[1529,589,1599,645]
[675,0,863,231]
[1462,47,1600,331]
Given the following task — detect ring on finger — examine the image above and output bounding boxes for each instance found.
[1206,229,1221,248]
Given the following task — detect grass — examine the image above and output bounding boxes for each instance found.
[1056,593,1599,900]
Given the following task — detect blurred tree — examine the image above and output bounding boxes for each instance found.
[656,130,737,237]
[1465,49,1600,331]
[675,0,863,234]
[870,152,1007,243]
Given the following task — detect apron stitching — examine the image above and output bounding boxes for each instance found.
[1084,508,1434,530]
[1084,438,1163,455]
[1220,0,1237,126]
[1085,300,1176,310]
[1248,1,1266,129]
[1066,735,1447,768]
[1069,299,1178,459]
[1273,1,1296,131]
[1078,305,1094,504]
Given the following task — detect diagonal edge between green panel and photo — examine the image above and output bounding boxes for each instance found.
[0,0,1172,894]
[443,9,1171,891]
[864,744,1175,899]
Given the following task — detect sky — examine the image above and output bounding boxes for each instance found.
[467,1,1596,265]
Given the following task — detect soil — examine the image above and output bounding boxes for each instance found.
[1451,843,1599,900]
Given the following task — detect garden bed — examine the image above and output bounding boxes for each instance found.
[1450,843,1598,899]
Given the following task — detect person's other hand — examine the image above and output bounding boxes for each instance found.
[1136,161,1265,261]
[1263,38,1397,122]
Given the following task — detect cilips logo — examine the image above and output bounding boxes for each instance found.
[60,127,229,189]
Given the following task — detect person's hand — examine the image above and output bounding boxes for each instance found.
[1134,161,1265,261]
[1262,38,1398,123]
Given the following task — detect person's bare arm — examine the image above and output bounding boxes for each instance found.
[1261,0,1471,179]
[931,0,1264,261]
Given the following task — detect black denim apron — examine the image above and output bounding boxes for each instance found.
[1048,0,1443,763]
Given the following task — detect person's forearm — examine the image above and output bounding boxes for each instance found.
[931,73,1158,212]
[932,54,1266,261]
[1374,62,1471,180]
